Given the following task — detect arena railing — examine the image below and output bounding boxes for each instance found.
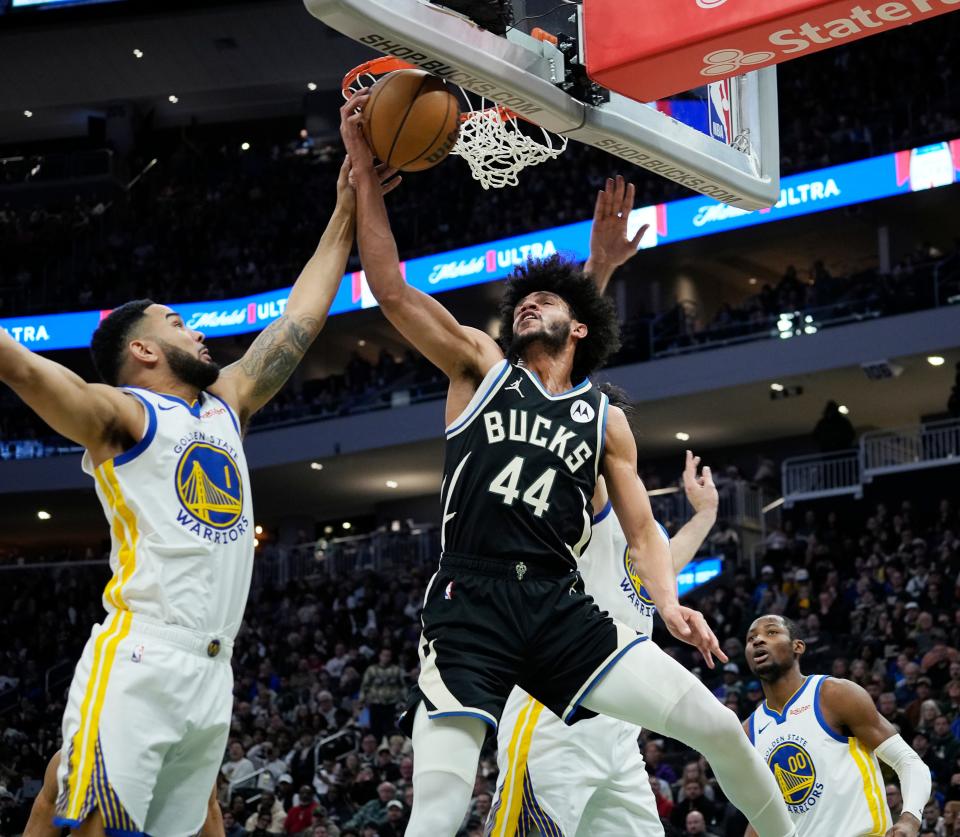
[782,417,960,506]
[781,449,863,507]
[861,417,960,480]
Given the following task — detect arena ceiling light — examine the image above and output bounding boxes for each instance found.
[307,82,318,91]
[385,480,399,488]
[342,521,352,530]
[310,461,324,471]
[240,142,251,151]
[838,405,850,415]
[675,432,690,442]
[37,510,51,520]
[323,525,333,535]
[928,356,946,366]
[255,525,263,535]
[357,339,366,347]
[168,94,179,104]
[132,48,144,58]
[23,110,33,118]
[770,382,784,392]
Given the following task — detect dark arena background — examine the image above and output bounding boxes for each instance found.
[1,1,959,836]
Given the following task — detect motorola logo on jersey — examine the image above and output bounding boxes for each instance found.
[766,741,822,810]
[569,400,595,423]
[175,441,249,542]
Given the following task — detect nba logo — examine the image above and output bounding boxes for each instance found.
[708,80,732,145]
[444,582,454,600]
[131,644,144,663]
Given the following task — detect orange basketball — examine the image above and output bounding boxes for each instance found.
[362,69,461,172]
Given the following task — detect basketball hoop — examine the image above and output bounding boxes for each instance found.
[343,56,567,190]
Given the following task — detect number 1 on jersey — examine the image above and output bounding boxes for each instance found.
[488,456,556,518]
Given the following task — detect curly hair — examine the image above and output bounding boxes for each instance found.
[497,256,620,382]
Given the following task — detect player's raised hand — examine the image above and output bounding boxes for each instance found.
[340,156,402,202]
[589,174,649,269]
[340,89,376,173]
[682,450,718,517]
[884,814,920,837]
[660,604,727,669]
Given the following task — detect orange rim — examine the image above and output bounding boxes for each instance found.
[342,57,521,122]
[341,57,418,95]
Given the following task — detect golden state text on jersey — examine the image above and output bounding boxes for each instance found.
[174,430,249,542]
[763,735,823,814]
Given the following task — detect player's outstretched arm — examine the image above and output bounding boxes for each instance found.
[821,678,930,837]
[215,155,387,429]
[0,330,143,460]
[584,175,648,293]
[602,406,726,668]
[339,91,503,384]
[669,450,719,574]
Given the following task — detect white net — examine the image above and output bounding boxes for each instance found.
[451,95,568,190]
[344,60,568,190]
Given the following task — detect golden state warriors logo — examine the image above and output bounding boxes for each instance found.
[624,548,655,605]
[767,742,817,805]
[176,442,243,529]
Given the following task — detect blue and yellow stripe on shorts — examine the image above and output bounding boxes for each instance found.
[488,697,566,836]
[848,737,891,835]
[56,459,141,831]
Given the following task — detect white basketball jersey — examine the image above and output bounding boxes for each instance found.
[577,500,669,636]
[748,674,892,837]
[82,387,254,640]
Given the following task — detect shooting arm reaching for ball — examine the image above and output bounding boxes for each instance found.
[341,91,721,665]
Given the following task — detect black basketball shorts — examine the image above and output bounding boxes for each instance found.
[400,554,648,733]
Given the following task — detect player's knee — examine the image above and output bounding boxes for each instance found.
[710,703,746,741]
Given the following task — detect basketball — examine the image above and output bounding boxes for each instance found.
[361,69,461,172]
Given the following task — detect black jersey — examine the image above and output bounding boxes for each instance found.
[440,359,609,571]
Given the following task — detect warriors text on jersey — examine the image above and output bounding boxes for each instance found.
[581,501,670,635]
[748,674,892,836]
[82,387,255,640]
[440,360,608,571]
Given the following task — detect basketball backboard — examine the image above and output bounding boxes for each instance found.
[305,0,780,209]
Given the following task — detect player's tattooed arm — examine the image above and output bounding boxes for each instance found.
[585,175,649,293]
[216,153,397,428]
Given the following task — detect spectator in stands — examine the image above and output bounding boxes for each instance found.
[886,783,904,821]
[223,810,244,837]
[245,791,286,833]
[286,785,320,834]
[670,778,716,831]
[222,740,257,788]
[250,812,276,837]
[813,400,856,452]
[358,649,405,741]
[683,809,720,837]
[345,781,398,830]
[376,799,407,837]
[947,362,960,419]
[644,739,677,784]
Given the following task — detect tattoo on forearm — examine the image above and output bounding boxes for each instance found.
[239,314,320,399]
